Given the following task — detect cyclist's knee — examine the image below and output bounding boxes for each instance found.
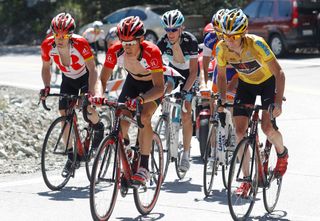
[261,122,276,137]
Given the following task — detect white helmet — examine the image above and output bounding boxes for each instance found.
[93,20,103,29]
[161,9,185,29]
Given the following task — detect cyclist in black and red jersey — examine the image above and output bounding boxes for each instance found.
[157,9,198,172]
[40,12,104,178]
[96,16,165,185]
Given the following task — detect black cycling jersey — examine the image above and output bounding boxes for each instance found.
[157,31,198,71]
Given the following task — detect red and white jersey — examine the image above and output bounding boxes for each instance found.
[104,41,163,78]
[41,34,93,79]
[82,27,105,44]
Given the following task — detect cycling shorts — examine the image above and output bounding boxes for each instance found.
[233,76,275,117]
[118,74,161,106]
[59,72,88,110]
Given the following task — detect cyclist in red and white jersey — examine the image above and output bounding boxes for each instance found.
[97,16,165,185]
[40,12,104,177]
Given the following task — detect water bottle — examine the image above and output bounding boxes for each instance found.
[170,106,180,159]
[217,121,226,164]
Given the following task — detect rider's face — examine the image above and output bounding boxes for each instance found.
[224,34,243,49]
[166,27,181,44]
[122,39,140,57]
[53,33,70,48]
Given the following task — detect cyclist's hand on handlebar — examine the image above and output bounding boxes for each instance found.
[125,96,144,111]
[87,93,104,106]
[39,86,50,100]
[269,103,282,118]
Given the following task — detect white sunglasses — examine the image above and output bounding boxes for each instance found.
[121,40,137,46]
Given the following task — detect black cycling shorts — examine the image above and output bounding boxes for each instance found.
[233,76,275,117]
[118,74,161,106]
[167,65,190,90]
[59,73,88,110]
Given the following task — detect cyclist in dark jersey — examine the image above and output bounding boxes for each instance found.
[157,9,198,172]
[97,16,165,185]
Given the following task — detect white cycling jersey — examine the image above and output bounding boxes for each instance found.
[82,27,105,44]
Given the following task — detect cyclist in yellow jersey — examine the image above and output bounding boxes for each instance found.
[216,9,288,196]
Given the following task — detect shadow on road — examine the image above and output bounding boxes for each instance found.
[37,185,90,201]
[250,210,289,221]
[161,178,202,194]
[117,212,165,221]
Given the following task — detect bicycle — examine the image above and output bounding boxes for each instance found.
[40,93,112,191]
[89,99,163,221]
[155,92,192,181]
[226,101,285,220]
[203,93,236,197]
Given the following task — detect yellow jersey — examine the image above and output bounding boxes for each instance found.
[216,34,275,85]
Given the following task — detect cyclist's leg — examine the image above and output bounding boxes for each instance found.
[180,99,192,171]
[260,76,288,177]
[233,79,256,178]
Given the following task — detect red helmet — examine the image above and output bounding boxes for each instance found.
[117,16,145,41]
[50,12,76,35]
[203,23,214,36]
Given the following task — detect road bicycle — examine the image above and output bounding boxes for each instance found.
[89,99,163,221]
[203,93,236,197]
[155,92,192,181]
[40,93,112,191]
[226,102,285,220]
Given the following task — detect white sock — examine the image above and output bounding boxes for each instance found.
[183,150,189,159]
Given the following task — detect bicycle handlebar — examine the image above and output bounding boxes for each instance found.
[40,93,82,111]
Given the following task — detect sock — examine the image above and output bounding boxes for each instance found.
[140,154,149,170]
[277,147,288,158]
[183,149,189,159]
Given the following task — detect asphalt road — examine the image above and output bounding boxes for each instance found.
[0,50,320,220]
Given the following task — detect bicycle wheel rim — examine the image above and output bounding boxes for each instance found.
[263,143,283,213]
[41,116,73,190]
[222,150,233,189]
[154,117,170,181]
[90,136,119,221]
[133,132,163,215]
[203,125,216,197]
[227,138,258,221]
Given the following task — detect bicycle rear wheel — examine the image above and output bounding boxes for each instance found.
[133,132,163,215]
[41,116,75,190]
[228,138,258,221]
[263,141,283,213]
[203,125,217,197]
[154,116,170,181]
[90,135,119,221]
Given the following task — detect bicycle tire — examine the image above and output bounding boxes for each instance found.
[227,137,258,221]
[85,111,113,181]
[263,141,283,213]
[41,116,75,190]
[133,132,163,215]
[199,116,210,159]
[90,135,119,221]
[203,124,217,197]
[154,116,171,181]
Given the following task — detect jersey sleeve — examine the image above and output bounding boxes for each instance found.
[253,36,275,62]
[148,46,164,73]
[40,38,52,62]
[156,36,166,53]
[189,34,199,59]
[103,43,121,69]
[78,38,94,61]
[216,42,227,67]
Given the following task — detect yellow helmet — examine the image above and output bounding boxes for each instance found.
[211,9,229,31]
[221,8,248,35]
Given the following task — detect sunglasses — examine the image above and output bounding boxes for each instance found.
[53,33,71,39]
[223,34,242,41]
[121,40,137,46]
[165,28,179,33]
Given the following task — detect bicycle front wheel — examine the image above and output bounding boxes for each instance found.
[203,125,217,197]
[133,132,163,215]
[41,116,74,190]
[263,141,282,213]
[154,116,170,181]
[90,135,119,221]
[228,138,258,221]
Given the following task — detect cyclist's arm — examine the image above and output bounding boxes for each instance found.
[217,65,227,102]
[100,66,114,94]
[183,58,198,91]
[85,58,98,95]
[227,74,238,93]
[267,58,285,106]
[41,60,51,87]
[202,55,211,85]
[142,71,165,103]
